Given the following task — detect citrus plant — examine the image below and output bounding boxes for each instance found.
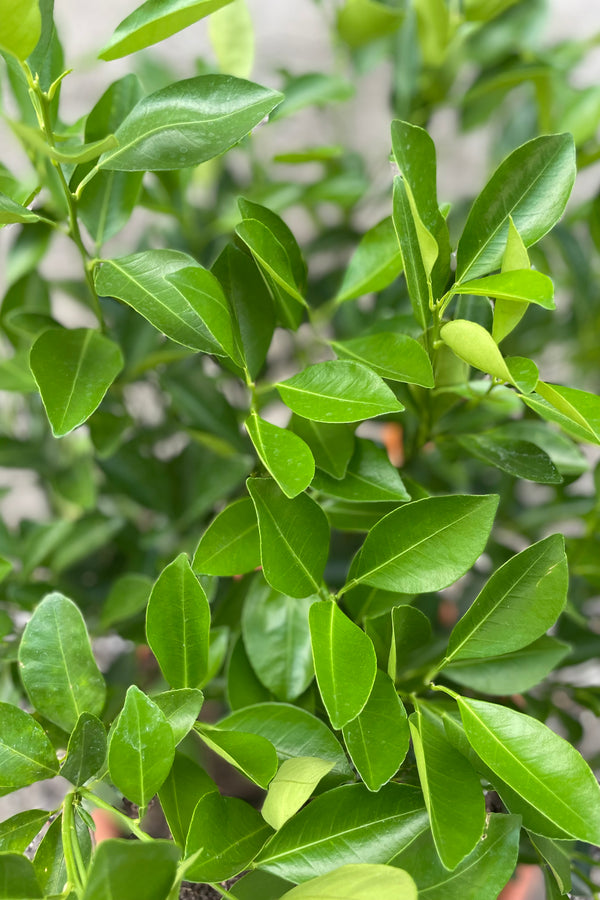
[1,2,600,899]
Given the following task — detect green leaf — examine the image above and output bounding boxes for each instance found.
[158,751,218,848]
[60,713,107,786]
[108,686,175,807]
[0,703,58,796]
[347,494,498,593]
[0,192,41,226]
[529,833,572,896]
[9,121,118,165]
[280,864,417,900]
[99,75,282,170]
[238,198,307,293]
[29,328,123,437]
[445,635,570,695]
[0,853,42,899]
[277,361,404,424]
[309,601,377,730]
[440,320,514,383]
[232,871,293,899]
[242,577,315,701]
[18,592,105,732]
[196,724,278,788]
[456,134,576,282]
[101,573,153,629]
[289,416,355,480]
[334,217,403,303]
[524,381,600,445]
[493,217,531,343]
[445,534,568,663]
[409,706,485,870]
[262,757,335,831]
[185,792,272,882]
[255,782,428,882]
[236,219,305,308]
[99,0,235,59]
[505,356,539,393]
[337,0,403,48]
[451,269,554,308]
[247,477,330,599]
[34,813,91,895]
[193,497,260,576]
[342,670,409,792]
[389,606,432,680]
[456,696,600,843]
[0,811,49,854]
[146,553,210,689]
[391,813,521,900]
[228,636,274,709]
[331,333,434,387]
[0,0,41,59]
[218,703,353,786]
[491,421,587,477]
[273,72,354,119]
[82,839,180,900]
[246,412,315,498]
[0,351,37,392]
[456,431,562,484]
[392,178,432,330]
[209,0,254,79]
[152,688,204,745]
[313,438,410,503]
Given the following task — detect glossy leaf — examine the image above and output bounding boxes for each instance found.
[331,332,434,387]
[389,606,432,680]
[193,497,260,576]
[60,713,107,786]
[277,361,404,423]
[451,269,554,308]
[524,382,600,445]
[99,75,282,171]
[348,494,498,593]
[158,751,218,848]
[289,416,355,480]
[280,864,417,900]
[238,198,307,293]
[246,412,315,498]
[310,601,377,730]
[456,134,576,282]
[392,177,432,329]
[445,534,568,662]
[342,670,409,792]
[493,217,531,342]
[166,265,242,362]
[29,328,123,437]
[334,217,403,303]
[410,706,485,870]
[255,782,428,882]
[236,218,305,308]
[456,432,562,483]
[108,685,175,807]
[0,810,49,853]
[228,636,274,710]
[82,839,180,900]
[248,477,330,599]
[99,0,236,60]
[218,703,353,785]
[19,592,106,732]
[492,421,587,477]
[0,0,41,58]
[0,853,42,899]
[146,553,210,689]
[456,696,600,843]
[0,703,58,797]
[185,792,273,882]
[196,724,278,788]
[0,192,41,225]
[440,320,514,383]
[152,688,204,745]
[242,577,315,701]
[262,757,335,831]
[313,438,410,503]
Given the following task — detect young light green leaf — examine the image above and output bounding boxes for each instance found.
[289,416,355,480]
[331,332,434,387]
[456,431,562,484]
[0,0,41,59]
[146,553,210,689]
[456,134,576,282]
[242,577,315,702]
[60,713,107,786]
[0,192,41,226]
[246,412,315,498]
[440,320,514,383]
[19,592,106,732]
[209,0,254,78]
[334,217,403,304]
[0,810,49,854]
[313,438,410,503]
[0,703,58,797]
[99,0,236,60]
[493,217,531,342]
[445,636,570,695]
[337,0,403,48]
[525,381,600,445]
[280,864,417,900]
[255,782,428,882]
[98,75,282,171]
[445,534,568,663]
[158,751,218,848]
[262,757,335,831]
[452,269,554,308]
[347,494,498,593]
[247,477,330,599]
[456,696,600,843]
[166,265,242,363]
[195,724,278,788]
[152,689,204,745]
[0,853,42,899]
[108,685,175,807]
[343,670,409,792]
[34,812,91,895]
[392,177,431,329]
[193,497,260,576]
[277,361,404,423]
[29,328,123,437]
[505,356,539,393]
[409,706,485,870]
[82,839,180,900]
[309,601,377,730]
[185,793,273,882]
